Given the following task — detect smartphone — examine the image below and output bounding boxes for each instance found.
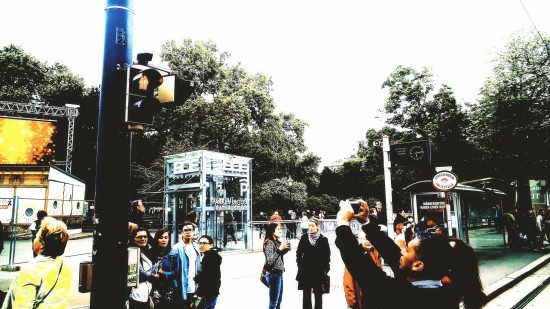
[350,201,361,214]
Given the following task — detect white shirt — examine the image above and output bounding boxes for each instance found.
[185,243,198,293]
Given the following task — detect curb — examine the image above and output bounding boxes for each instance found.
[485,253,550,301]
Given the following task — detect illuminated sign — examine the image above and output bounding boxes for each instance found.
[0,117,57,165]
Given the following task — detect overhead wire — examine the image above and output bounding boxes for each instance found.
[519,0,550,60]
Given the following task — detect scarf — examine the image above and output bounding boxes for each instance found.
[308,230,321,246]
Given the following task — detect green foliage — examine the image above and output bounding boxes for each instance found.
[130,39,311,197]
[0,44,46,103]
[39,63,85,106]
[382,65,473,173]
[305,194,340,215]
[294,153,321,195]
[253,178,307,214]
[71,86,100,199]
[470,31,550,181]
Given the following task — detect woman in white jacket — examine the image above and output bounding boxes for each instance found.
[128,227,155,309]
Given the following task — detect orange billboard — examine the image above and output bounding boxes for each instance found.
[0,117,56,165]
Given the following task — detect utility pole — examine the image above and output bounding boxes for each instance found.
[90,1,134,308]
[382,135,394,238]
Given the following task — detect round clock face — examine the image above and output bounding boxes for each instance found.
[409,145,425,160]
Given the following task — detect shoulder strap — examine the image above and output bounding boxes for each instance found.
[34,260,63,308]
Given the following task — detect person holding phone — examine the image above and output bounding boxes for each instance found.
[335,201,487,309]
[263,222,290,309]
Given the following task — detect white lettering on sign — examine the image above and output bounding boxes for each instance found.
[419,201,446,210]
[213,197,248,211]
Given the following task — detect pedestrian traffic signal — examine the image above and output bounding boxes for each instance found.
[125,53,195,127]
[125,64,165,126]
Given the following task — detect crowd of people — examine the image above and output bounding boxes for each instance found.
[126,200,222,309]
[11,197,550,309]
[501,206,550,252]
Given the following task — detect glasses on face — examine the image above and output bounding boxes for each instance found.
[198,242,211,245]
[134,235,147,239]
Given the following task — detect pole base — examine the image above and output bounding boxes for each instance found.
[1,265,21,272]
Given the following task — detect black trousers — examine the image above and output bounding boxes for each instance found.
[224,225,236,246]
[302,287,323,309]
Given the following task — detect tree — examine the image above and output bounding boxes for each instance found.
[469,31,550,211]
[293,153,321,195]
[305,194,340,215]
[0,44,46,103]
[253,178,307,214]
[39,63,85,106]
[381,66,475,177]
[71,86,100,200]
[131,39,309,197]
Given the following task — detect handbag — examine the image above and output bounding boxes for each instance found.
[260,264,269,287]
[320,273,330,294]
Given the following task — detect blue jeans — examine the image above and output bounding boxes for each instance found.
[267,272,283,309]
[203,296,218,309]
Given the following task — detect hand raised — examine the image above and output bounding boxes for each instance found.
[337,200,354,226]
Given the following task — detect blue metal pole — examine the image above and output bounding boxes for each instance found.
[90,1,133,308]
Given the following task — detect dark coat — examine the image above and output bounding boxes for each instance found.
[195,249,222,299]
[295,233,330,290]
[335,224,462,309]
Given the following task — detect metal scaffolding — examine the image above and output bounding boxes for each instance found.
[0,101,80,172]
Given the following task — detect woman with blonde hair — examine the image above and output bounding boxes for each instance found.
[2,217,72,308]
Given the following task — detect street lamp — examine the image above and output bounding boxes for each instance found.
[287,176,293,210]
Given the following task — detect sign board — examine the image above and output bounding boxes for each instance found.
[415,194,445,225]
[390,140,431,168]
[127,247,140,287]
[432,171,458,192]
[529,180,547,204]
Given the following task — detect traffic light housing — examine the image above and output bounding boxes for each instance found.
[126,64,165,126]
[125,57,195,127]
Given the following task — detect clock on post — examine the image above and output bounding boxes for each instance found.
[390,140,431,168]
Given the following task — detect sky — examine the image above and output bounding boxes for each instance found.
[1,0,549,169]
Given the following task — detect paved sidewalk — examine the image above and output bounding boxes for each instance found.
[2,232,550,308]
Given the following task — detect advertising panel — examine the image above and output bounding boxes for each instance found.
[529,180,547,205]
[0,117,57,165]
[415,194,445,225]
